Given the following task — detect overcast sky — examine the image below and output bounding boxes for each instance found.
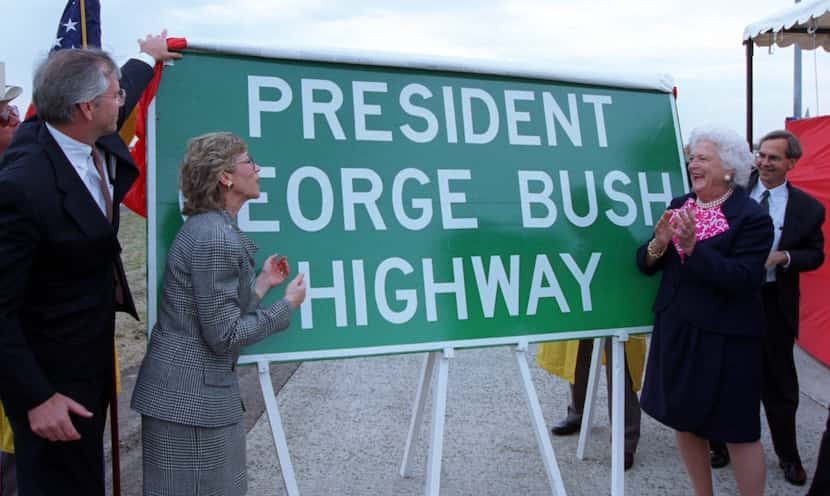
[4,0,829,142]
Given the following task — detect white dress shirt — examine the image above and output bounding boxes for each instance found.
[751,180,789,281]
[46,123,113,219]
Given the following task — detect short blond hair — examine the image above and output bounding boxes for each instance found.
[179,132,246,216]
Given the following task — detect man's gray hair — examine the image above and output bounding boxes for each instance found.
[32,49,121,125]
[687,127,754,187]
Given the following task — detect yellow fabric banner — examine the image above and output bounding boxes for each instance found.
[536,336,647,392]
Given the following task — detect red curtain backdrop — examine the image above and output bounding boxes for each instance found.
[785,116,830,367]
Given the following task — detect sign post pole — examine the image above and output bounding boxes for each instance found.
[400,352,438,478]
[515,340,568,496]
[610,334,629,496]
[257,360,300,496]
[424,348,453,496]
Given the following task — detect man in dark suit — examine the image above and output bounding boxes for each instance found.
[710,130,825,486]
[0,35,180,495]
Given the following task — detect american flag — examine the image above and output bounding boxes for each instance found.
[53,0,101,50]
[24,0,101,120]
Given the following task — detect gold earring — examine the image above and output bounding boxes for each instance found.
[226,182,233,190]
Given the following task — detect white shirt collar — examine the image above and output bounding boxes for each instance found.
[753,178,788,197]
[45,122,94,168]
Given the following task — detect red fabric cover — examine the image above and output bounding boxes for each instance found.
[786,116,830,366]
[123,37,187,216]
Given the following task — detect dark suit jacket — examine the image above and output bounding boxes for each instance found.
[637,186,774,338]
[0,59,153,418]
[748,172,825,336]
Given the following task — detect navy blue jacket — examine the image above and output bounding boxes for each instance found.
[636,186,774,338]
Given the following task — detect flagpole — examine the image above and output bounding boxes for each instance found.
[110,349,122,496]
[79,0,87,48]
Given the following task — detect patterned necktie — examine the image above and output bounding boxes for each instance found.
[759,189,770,214]
[92,149,124,304]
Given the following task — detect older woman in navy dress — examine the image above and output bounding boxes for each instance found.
[637,127,773,496]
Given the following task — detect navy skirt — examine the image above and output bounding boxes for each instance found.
[641,311,762,443]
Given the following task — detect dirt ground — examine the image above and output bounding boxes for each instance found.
[115,208,149,371]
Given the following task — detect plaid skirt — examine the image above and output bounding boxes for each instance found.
[141,416,247,496]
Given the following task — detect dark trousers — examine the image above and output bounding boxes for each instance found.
[807,403,830,496]
[760,283,802,463]
[565,339,641,455]
[0,451,17,496]
[6,380,110,496]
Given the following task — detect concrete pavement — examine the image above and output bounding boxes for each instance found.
[244,344,828,496]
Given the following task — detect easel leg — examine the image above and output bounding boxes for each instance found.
[610,336,628,496]
[257,361,300,496]
[577,337,604,460]
[401,352,438,477]
[424,348,452,496]
[515,342,568,496]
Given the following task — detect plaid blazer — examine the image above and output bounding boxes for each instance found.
[132,209,292,427]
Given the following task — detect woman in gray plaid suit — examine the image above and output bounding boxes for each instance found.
[132,132,306,495]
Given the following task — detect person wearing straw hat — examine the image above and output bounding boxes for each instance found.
[0,62,22,117]
[0,61,22,155]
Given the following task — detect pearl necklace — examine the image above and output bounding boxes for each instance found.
[695,187,734,209]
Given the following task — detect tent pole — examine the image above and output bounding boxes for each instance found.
[746,40,754,147]
[794,0,802,120]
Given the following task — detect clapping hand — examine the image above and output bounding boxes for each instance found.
[653,210,674,246]
[255,254,289,299]
[671,207,697,255]
[284,273,307,309]
[261,255,289,287]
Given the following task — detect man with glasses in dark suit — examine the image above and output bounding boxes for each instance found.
[710,130,825,487]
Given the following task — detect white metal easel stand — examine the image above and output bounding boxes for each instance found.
[400,346,568,496]
[515,340,568,496]
[258,360,300,496]
[574,334,629,496]
[399,348,453,495]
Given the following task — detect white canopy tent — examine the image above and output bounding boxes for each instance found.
[743,0,830,142]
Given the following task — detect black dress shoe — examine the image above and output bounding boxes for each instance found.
[779,460,807,486]
[624,452,634,471]
[550,418,580,436]
[710,444,730,469]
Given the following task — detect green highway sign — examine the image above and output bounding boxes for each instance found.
[149,45,687,362]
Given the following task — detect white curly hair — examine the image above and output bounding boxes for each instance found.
[687,127,754,187]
